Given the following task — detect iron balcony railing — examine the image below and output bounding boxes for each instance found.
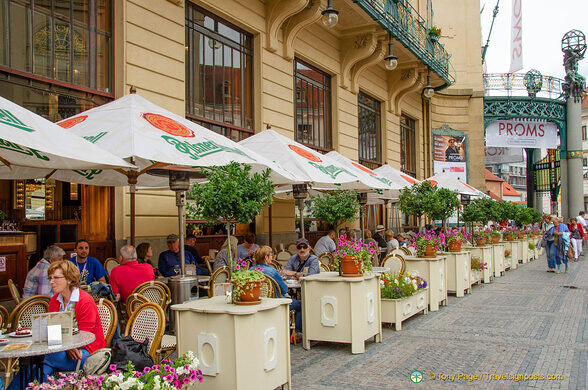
[353,0,454,85]
[483,73,565,101]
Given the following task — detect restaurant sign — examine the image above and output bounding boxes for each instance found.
[485,120,558,148]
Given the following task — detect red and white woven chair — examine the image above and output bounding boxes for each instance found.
[8,295,50,331]
[95,298,118,347]
[124,302,165,360]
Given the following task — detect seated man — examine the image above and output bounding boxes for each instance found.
[282,238,320,278]
[23,245,66,299]
[254,246,301,337]
[158,234,199,277]
[68,239,107,284]
[236,232,259,263]
[185,234,210,276]
[110,245,155,303]
[314,230,336,255]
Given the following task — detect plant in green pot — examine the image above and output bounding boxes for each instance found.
[334,234,375,277]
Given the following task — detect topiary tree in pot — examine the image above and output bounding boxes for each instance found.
[189,162,274,275]
[424,187,460,229]
[310,190,360,236]
[398,181,437,231]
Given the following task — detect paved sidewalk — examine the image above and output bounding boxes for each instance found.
[290,253,587,389]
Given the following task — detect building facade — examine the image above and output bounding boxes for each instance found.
[0,0,485,256]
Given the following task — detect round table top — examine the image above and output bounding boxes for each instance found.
[0,331,95,359]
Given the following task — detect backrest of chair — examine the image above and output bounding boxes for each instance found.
[208,266,230,298]
[270,260,283,270]
[401,247,412,256]
[124,302,165,358]
[126,293,150,318]
[260,276,279,298]
[276,250,291,266]
[318,252,334,267]
[319,263,330,272]
[104,258,119,275]
[8,279,21,305]
[9,295,50,331]
[380,254,406,275]
[209,249,219,260]
[204,258,213,275]
[0,305,9,331]
[95,298,117,347]
[135,281,170,309]
[286,242,297,255]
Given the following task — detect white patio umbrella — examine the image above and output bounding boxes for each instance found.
[239,129,375,239]
[424,173,487,198]
[49,93,297,266]
[0,96,134,173]
[374,164,421,188]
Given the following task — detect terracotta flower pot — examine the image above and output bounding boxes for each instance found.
[476,238,487,247]
[506,234,514,242]
[340,256,363,277]
[518,234,524,239]
[421,244,437,258]
[448,240,462,252]
[233,279,264,305]
[491,235,500,244]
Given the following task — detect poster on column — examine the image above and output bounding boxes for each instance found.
[433,132,468,182]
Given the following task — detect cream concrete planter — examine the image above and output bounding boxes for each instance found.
[502,241,518,270]
[301,272,382,354]
[470,269,483,285]
[443,251,471,297]
[381,289,428,331]
[491,243,505,277]
[518,239,528,264]
[404,255,447,311]
[469,246,493,283]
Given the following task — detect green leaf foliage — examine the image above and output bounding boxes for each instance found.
[189,162,274,225]
[463,197,500,224]
[398,182,459,222]
[310,190,360,232]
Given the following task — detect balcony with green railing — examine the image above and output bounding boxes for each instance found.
[353,0,454,84]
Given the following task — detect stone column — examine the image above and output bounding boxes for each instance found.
[566,99,583,220]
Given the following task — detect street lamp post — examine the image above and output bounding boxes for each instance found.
[561,30,586,219]
[357,192,368,240]
[293,184,308,239]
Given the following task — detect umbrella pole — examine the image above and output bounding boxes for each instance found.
[130,185,136,246]
[297,199,305,239]
[269,203,273,249]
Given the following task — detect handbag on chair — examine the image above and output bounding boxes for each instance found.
[110,335,153,371]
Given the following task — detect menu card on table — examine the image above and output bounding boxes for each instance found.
[32,312,73,344]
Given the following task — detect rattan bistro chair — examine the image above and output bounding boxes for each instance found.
[104,258,119,275]
[125,293,150,319]
[380,254,406,275]
[319,263,330,272]
[276,250,291,268]
[134,281,171,311]
[8,295,50,331]
[261,275,280,298]
[124,302,165,360]
[0,305,9,332]
[95,298,118,347]
[8,279,22,305]
[207,266,230,298]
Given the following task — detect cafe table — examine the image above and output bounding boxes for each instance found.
[301,272,382,354]
[173,296,292,390]
[0,330,95,388]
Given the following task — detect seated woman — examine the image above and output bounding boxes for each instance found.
[213,236,238,271]
[253,246,302,337]
[8,261,105,388]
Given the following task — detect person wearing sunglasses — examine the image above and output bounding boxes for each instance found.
[281,238,319,278]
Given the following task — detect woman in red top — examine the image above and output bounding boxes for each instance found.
[44,260,105,377]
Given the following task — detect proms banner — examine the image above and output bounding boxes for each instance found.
[485,120,558,148]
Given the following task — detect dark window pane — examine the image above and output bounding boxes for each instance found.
[96,32,109,92]
[186,3,253,140]
[72,25,88,86]
[400,115,416,177]
[9,1,31,72]
[0,0,6,65]
[73,0,88,25]
[33,10,52,78]
[358,91,381,168]
[96,0,110,31]
[294,58,331,151]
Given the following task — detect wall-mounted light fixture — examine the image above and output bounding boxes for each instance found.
[423,69,434,99]
[322,0,339,28]
[384,34,398,70]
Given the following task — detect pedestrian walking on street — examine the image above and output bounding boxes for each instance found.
[542,214,556,272]
[554,217,571,273]
[577,211,588,255]
[568,218,584,262]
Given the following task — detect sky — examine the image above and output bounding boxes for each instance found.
[480,0,588,79]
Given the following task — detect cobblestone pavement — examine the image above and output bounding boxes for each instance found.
[290,252,588,389]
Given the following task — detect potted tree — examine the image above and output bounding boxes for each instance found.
[189,162,274,304]
[424,188,461,231]
[310,190,360,236]
[398,181,436,231]
[445,229,467,252]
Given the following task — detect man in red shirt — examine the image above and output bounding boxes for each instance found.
[110,245,155,303]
